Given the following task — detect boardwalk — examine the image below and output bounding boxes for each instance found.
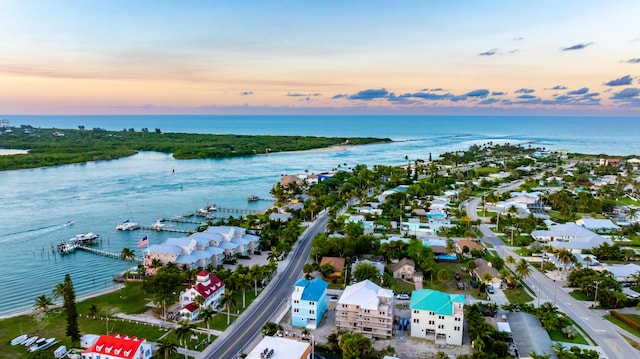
[76,245,143,262]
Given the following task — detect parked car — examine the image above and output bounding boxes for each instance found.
[487,284,495,294]
[456,281,465,290]
[396,293,411,300]
[470,279,478,288]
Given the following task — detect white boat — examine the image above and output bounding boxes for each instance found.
[22,336,38,346]
[58,241,78,254]
[151,219,165,230]
[11,334,28,346]
[64,219,74,226]
[68,232,99,244]
[116,220,140,231]
[29,337,57,352]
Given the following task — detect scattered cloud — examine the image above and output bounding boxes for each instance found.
[610,88,640,106]
[516,94,537,99]
[561,42,593,51]
[491,91,506,96]
[332,94,347,99]
[479,98,501,105]
[240,91,253,96]
[622,58,640,64]
[605,75,633,86]
[286,92,322,97]
[513,37,524,41]
[347,88,390,100]
[547,85,567,90]
[567,87,589,95]
[479,48,499,56]
[465,89,490,97]
[515,88,535,94]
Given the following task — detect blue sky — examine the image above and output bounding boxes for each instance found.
[0,0,639,114]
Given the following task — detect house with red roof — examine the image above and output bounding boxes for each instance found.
[82,333,152,359]
[178,270,225,321]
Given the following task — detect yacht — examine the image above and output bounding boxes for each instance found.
[68,232,99,244]
[58,241,78,254]
[116,220,140,231]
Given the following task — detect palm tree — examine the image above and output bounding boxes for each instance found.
[234,273,251,308]
[119,247,136,281]
[33,294,54,313]
[220,289,237,325]
[267,248,279,263]
[156,337,178,359]
[52,282,66,303]
[88,304,101,318]
[199,306,215,342]
[515,259,532,280]
[505,255,516,268]
[175,320,196,359]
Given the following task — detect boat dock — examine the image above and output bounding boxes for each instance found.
[215,207,260,214]
[76,245,143,262]
[139,225,192,233]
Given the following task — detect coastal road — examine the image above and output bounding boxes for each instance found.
[198,211,329,359]
[466,197,638,359]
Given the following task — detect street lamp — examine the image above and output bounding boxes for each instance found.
[593,280,602,308]
[553,279,557,305]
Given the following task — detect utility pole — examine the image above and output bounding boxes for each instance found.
[553,279,557,305]
[594,280,601,308]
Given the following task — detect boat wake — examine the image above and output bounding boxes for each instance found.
[0,221,71,239]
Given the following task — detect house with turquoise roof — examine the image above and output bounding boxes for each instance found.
[291,277,328,329]
[410,289,465,345]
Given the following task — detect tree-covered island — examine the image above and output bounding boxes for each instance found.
[0,125,391,171]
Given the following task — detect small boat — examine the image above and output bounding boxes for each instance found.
[206,203,218,211]
[151,220,165,231]
[196,208,208,217]
[22,336,38,346]
[64,219,74,226]
[183,212,194,217]
[116,220,140,231]
[247,194,259,201]
[68,232,99,244]
[11,334,28,346]
[29,338,57,352]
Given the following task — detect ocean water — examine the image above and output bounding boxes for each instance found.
[0,115,638,317]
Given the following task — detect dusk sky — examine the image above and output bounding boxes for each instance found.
[1,1,639,115]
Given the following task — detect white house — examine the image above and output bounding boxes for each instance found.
[336,280,394,338]
[531,222,611,251]
[82,334,152,359]
[410,289,465,345]
[178,270,225,321]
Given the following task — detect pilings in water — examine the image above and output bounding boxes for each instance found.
[76,245,142,262]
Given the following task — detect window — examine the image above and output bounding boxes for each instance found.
[309,310,315,314]
[413,310,419,314]
[413,318,420,323]
[455,326,461,331]
[429,320,435,325]
[430,311,435,316]
[455,317,461,321]
[293,300,299,304]
[438,315,444,320]
[293,308,299,313]
[310,301,315,306]
[438,324,444,329]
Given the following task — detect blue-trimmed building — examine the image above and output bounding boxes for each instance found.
[291,278,328,329]
[410,289,465,345]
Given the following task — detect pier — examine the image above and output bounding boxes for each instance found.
[139,225,192,233]
[215,207,260,214]
[76,245,143,262]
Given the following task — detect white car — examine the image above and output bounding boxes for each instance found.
[396,293,410,300]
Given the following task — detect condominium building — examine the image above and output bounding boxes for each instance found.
[336,280,394,338]
[410,289,465,345]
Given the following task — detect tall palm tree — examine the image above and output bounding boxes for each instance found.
[248,265,261,296]
[175,321,196,359]
[119,247,136,281]
[515,259,532,280]
[505,255,516,268]
[220,289,237,325]
[33,294,54,313]
[156,337,178,359]
[199,307,215,342]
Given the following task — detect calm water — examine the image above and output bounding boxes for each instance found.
[0,115,638,316]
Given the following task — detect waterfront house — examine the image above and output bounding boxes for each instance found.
[410,289,465,346]
[291,277,328,329]
[82,334,152,359]
[336,280,394,338]
[246,336,311,359]
[178,270,225,321]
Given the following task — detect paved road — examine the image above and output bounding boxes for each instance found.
[465,197,638,359]
[199,212,329,359]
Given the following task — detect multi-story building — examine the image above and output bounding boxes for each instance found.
[336,280,394,338]
[291,277,328,329]
[178,270,225,321]
[410,289,465,345]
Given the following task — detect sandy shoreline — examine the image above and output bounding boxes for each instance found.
[292,145,349,154]
[0,284,123,320]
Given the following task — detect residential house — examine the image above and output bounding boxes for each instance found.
[246,336,311,359]
[531,222,612,252]
[320,256,345,280]
[82,334,152,359]
[455,239,484,256]
[410,289,465,346]
[392,258,416,280]
[291,277,328,329]
[576,218,620,233]
[336,280,394,338]
[473,258,501,287]
[178,270,225,321]
[507,312,558,359]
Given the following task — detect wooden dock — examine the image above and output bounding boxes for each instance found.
[215,207,260,214]
[76,245,143,262]
[139,226,192,233]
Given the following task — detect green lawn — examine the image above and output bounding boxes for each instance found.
[548,327,589,345]
[388,277,416,294]
[76,282,150,315]
[604,314,640,337]
[503,287,534,303]
[569,290,589,301]
[617,197,640,206]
